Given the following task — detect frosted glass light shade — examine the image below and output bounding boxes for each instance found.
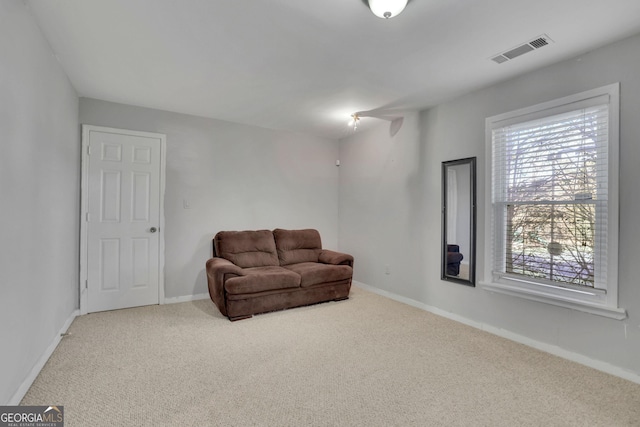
[368,0,408,19]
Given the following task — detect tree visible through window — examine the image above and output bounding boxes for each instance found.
[493,105,608,289]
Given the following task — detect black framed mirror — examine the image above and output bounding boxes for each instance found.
[442,157,476,286]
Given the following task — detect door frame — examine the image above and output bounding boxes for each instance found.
[79,125,167,315]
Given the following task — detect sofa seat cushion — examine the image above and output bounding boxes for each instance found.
[284,262,352,287]
[224,266,301,295]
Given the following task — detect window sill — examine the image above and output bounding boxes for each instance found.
[479,280,627,320]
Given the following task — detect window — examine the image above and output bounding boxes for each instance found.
[483,84,625,319]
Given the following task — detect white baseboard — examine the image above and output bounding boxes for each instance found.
[163,293,210,305]
[9,309,79,405]
[353,281,640,385]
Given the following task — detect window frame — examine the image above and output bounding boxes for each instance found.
[481,83,625,320]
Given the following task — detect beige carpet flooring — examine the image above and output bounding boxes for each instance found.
[21,286,640,426]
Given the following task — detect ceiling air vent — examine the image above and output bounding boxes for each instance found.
[491,34,553,64]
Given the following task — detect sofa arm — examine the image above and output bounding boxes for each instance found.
[207,257,244,276]
[205,258,244,316]
[319,250,354,267]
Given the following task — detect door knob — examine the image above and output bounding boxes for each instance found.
[150,227,157,233]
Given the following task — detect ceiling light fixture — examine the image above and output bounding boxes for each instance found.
[349,110,405,136]
[349,114,361,131]
[368,0,408,19]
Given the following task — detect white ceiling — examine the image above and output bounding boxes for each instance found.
[26,0,640,139]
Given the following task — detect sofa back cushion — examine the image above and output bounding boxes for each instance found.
[214,230,279,268]
[273,228,322,266]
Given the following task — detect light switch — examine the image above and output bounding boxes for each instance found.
[183,199,191,209]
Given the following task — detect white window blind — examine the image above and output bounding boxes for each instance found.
[492,102,609,290]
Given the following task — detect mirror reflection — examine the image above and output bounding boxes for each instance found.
[442,157,476,286]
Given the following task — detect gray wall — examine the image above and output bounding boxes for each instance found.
[80,99,340,299]
[339,33,640,376]
[0,1,79,404]
[338,113,427,291]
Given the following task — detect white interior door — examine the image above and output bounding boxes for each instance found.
[82,125,165,313]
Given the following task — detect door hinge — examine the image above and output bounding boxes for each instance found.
[87,145,91,156]
[85,280,88,289]
[86,212,90,222]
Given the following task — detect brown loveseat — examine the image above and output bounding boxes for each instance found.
[206,228,354,321]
